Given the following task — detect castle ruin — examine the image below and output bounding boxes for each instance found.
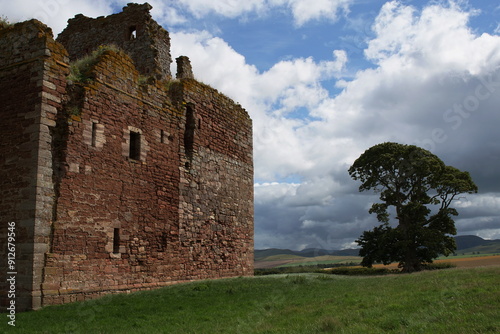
[0,3,254,311]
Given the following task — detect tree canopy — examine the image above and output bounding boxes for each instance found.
[348,142,478,272]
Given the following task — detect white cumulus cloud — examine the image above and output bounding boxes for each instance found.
[171,0,352,26]
[0,0,114,35]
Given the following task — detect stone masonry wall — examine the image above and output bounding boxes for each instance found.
[174,79,254,278]
[57,3,171,80]
[0,20,69,310]
[1,4,253,310]
[42,50,184,304]
[41,51,253,304]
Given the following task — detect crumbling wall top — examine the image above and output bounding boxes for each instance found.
[57,2,171,80]
[123,2,153,13]
[176,56,194,80]
[0,19,68,69]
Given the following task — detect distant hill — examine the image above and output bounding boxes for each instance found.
[253,248,299,261]
[455,235,500,250]
[297,248,361,257]
[255,235,500,261]
[454,236,500,255]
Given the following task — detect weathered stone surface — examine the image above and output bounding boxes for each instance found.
[0,3,253,311]
[176,56,194,80]
[57,3,171,80]
[0,18,70,311]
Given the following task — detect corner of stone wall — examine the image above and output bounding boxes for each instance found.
[0,17,70,310]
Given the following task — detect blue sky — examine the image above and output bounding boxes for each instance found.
[3,0,500,250]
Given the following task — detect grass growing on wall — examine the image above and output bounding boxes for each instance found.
[0,16,13,29]
[3,266,499,333]
[68,45,122,83]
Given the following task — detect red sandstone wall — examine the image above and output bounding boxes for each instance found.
[176,80,254,278]
[42,49,253,305]
[42,50,182,304]
[0,20,69,310]
[1,10,253,310]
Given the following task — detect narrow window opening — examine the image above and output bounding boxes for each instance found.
[129,131,141,160]
[128,26,137,40]
[113,228,120,254]
[184,104,195,162]
[91,122,97,147]
[160,130,166,144]
[157,232,168,252]
[198,118,201,130]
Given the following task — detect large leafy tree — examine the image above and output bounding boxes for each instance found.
[348,142,477,272]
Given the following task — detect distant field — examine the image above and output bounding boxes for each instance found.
[256,252,500,270]
[439,255,500,267]
[278,255,360,268]
[255,254,361,269]
[3,266,499,333]
[371,254,500,270]
[438,252,500,260]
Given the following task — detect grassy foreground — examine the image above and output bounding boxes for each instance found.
[3,267,499,333]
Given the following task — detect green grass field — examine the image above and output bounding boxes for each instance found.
[2,266,499,333]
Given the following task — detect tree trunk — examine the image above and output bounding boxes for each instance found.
[401,255,421,273]
[397,209,422,273]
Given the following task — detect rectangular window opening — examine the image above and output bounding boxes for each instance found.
[184,104,195,160]
[113,228,120,254]
[128,26,137,40]
[91,122,97,147]
[160,130,166,144]
[129,131,141,160]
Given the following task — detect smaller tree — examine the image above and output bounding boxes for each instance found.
[349,142,477,272]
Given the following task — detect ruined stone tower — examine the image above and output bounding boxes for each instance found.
[57,3,172,80]
[0,3,254,311]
